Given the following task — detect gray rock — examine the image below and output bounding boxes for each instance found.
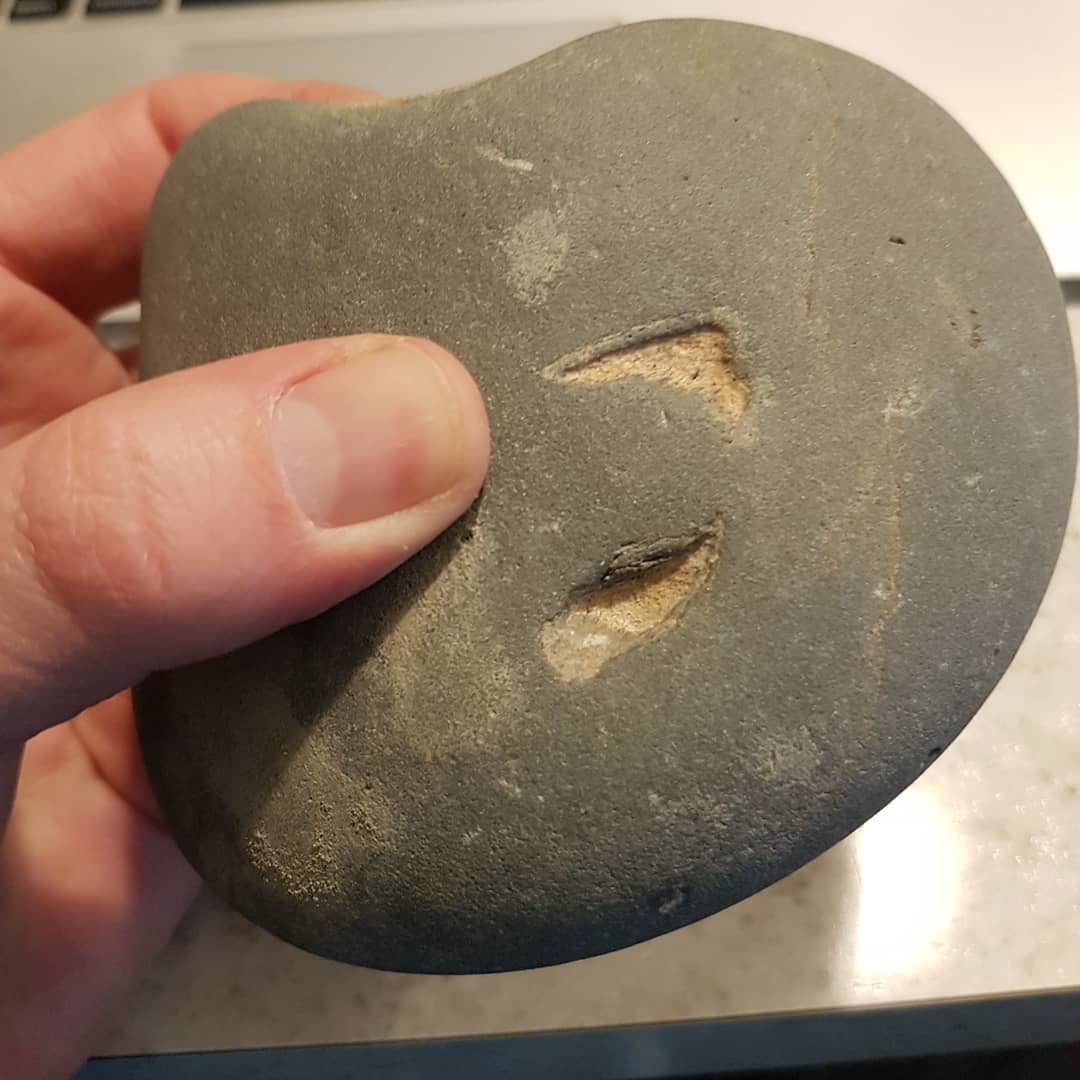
[135,19,1077,973]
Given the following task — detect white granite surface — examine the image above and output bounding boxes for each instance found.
[94,305,1079,1056]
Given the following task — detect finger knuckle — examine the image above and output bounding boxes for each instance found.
[16,413,175,629]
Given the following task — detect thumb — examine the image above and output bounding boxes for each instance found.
[0,334,489,744]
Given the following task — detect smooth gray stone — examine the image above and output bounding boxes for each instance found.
[135,19,1077,973]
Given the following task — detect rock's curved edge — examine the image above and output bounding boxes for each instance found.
[135,18,1080,974]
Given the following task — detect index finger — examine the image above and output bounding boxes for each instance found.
[0,74,377,321]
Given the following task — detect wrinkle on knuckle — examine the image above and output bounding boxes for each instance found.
[16,413,177,631]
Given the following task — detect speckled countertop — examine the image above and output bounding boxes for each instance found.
[90,304,1079,1057]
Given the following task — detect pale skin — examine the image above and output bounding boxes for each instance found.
[0,75,490,1079]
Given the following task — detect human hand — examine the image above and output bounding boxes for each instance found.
[0,75,489,1079]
